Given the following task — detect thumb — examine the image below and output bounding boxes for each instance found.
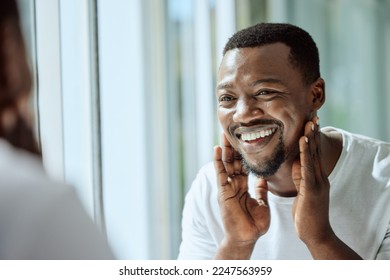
[254,177,269,207]
[292,159,302,192]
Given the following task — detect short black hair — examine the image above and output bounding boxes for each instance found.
[223,23,320,85]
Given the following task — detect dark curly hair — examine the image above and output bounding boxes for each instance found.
[223,23,320,85]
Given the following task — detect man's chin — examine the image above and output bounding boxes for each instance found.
[241,148,285,178]
[242,159,277,178]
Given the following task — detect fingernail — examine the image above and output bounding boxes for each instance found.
[305,136,309,143]
[316,117,320,126]
[257,199,268,207]
[311,123,315,131]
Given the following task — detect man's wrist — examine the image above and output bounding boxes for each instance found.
[304,231,362,260]
[214,239,257,260]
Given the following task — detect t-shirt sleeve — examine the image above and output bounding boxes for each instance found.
[177,166,219,259]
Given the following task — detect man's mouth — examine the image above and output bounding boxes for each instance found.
[240,127,277,142]
[235,126,278,143]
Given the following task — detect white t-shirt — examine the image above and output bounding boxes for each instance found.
[178,127,390,259]
[0,139,114,259]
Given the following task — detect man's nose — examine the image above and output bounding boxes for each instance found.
[232,98,264,123]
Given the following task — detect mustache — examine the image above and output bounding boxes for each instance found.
[229,119,283,135]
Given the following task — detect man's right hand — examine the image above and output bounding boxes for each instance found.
[213,133,270,259]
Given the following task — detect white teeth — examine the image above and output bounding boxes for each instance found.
[241,128,276,142]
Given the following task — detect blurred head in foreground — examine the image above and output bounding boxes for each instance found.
[0,0,114,260]
[0,0,40,155]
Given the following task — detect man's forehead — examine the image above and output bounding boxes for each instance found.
[221,43,291,65]
[217,43,293,82]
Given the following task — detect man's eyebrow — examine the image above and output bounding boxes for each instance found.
[216,82,233,90]
[217,79,286,90]
[250,78,286,87]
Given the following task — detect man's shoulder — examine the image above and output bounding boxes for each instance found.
[197,161,221,188]
[186,162,218,199]
[326,127,390,188]
[197,161,217,178]
[323,126,390,153]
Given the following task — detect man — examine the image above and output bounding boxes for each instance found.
[0,0,114,259]
[178,23,390,260]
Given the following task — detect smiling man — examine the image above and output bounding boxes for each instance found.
[178,23,390,260]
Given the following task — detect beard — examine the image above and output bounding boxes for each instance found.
[241,130,286,178]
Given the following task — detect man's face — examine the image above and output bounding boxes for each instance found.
[216,43,316,177]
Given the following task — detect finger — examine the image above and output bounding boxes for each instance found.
[213,145,229,187]
[299,126,316,193]
[254,177,269,207]
[241,162,249,176]
[305,120,322,185]
[221,133,235,176]
[291,158,302,191]
[314,116,320,128]
[233,149,243,176]
[313,117,327,181]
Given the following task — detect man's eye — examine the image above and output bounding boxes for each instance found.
[256,90,273,96]
[219,95,235,102]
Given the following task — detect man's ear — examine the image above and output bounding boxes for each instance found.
[0,19,31,95]
[309,78,325,111]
